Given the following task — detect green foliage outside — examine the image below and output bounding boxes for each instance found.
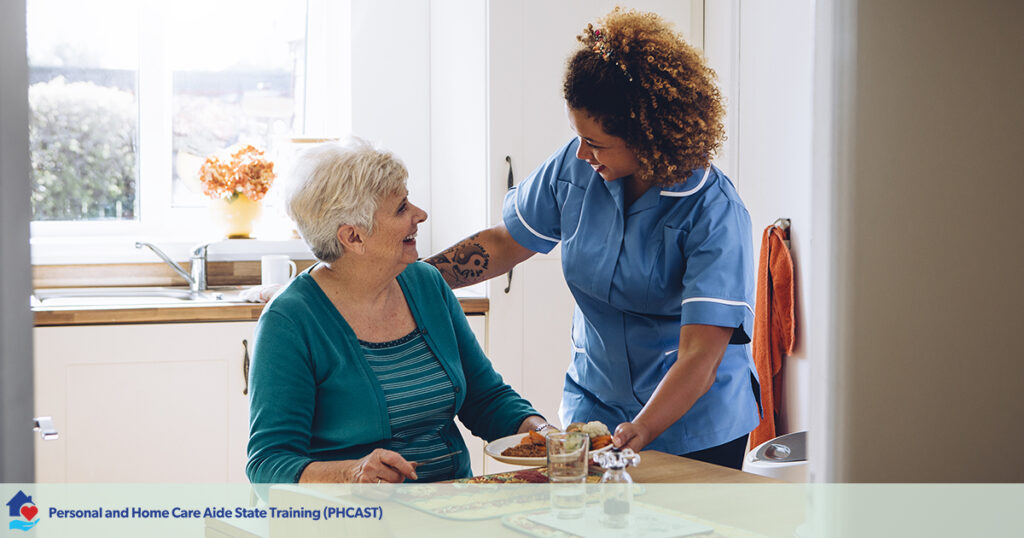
[29,77,137,221]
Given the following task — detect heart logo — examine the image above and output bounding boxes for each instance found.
[20,505,38,521]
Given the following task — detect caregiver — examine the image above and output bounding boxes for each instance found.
[425,8,760,469]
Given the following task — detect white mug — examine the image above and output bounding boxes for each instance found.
[261,255,297,286]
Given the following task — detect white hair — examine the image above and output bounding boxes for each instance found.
[285,137,408,262]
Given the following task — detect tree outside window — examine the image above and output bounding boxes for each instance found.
[27,0,306,229]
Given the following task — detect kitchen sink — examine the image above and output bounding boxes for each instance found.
[31,286,251,307]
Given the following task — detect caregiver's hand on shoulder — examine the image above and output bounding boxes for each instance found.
[346,448,418,483]
[612,421,653,452]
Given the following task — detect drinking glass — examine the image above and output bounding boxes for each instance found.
[546,431,589,519]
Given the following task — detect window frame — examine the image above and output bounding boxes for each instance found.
[29,0,330,264]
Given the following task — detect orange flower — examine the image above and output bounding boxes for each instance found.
[198,144,276,201]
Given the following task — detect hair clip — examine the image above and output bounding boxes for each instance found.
[589,27,633,82]
[591,29,613,61]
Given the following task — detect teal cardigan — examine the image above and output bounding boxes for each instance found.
[246,261,539,483]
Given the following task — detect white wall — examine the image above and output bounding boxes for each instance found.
[348,0,491,260]
[304,0,351,138]
[702,1,739,178]
[0,0,35,481]
[429,0,487,261]
[704,1,816,441]
[349,0,434,253]
[735,1,816,436]
[826,0,1024,482]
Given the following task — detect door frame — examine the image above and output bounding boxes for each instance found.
[0,0,36,482]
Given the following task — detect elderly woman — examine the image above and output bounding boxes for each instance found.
[246,137,549,484]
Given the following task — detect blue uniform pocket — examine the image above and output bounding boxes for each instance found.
[556,180,585,241]
[644,225,687,314]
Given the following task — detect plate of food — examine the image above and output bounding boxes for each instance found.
[484,421,615,466]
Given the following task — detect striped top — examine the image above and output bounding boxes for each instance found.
[360,328,457,482]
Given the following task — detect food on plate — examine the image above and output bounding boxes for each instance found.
[500,430,546,457]
[590,435,613,450]
[566,420,613,449]
[500,421,613,458]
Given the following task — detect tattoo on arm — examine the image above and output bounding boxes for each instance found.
[424,234,490,287]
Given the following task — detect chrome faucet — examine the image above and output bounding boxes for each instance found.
[134,241,213,293]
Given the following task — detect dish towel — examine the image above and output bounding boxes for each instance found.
[240,283,284,303]
[750,223,795,449]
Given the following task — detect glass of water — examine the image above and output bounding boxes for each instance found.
[546,431,589,519]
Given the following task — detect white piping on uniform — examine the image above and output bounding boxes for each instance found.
[660,167,711,197]
[681,296,755,315]
[515,191,559,243]
[572,344,585,354]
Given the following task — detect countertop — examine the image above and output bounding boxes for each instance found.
[32,259,488,326]
[33,294,489,326]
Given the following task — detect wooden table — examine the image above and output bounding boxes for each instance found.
[629,450,782,483]
[207,451,799,537]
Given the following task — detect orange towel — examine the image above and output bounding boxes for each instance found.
[750,224,795,449]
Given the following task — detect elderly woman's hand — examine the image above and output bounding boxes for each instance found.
[517,415,557,434]
[346,448,418,483]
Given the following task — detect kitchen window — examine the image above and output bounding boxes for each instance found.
[27,0,327,260]
[27,0,482,266]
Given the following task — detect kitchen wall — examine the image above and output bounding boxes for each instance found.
[428,0,487,262]
[822,0,1024,482]
[734,1,815,437]
[346,0,489,262]
[705,0,816,439]
[348,0,436,254]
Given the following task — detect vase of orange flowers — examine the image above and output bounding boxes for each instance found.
[199,144,276,239]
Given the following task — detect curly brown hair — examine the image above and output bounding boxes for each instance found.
[563,8,725,187]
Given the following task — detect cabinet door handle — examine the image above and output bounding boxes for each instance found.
[504,155,515,294]
[242,339,250,396]
[33,416,59,440]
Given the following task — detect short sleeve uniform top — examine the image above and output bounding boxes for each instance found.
[502,138,760,454]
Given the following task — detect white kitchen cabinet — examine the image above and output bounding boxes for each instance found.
[33,321,255,483]
[35,316,494,481]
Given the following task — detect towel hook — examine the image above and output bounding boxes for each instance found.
[772,218,792,248]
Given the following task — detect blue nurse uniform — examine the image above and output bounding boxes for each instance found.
[502,138,760,455]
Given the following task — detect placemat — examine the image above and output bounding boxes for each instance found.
[502,502,768,538]
[389,467,604,521]
[452,467,603,484]
[526,504,713,538]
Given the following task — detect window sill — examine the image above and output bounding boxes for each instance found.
[30,236,489,298]
[31,236,314,265]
